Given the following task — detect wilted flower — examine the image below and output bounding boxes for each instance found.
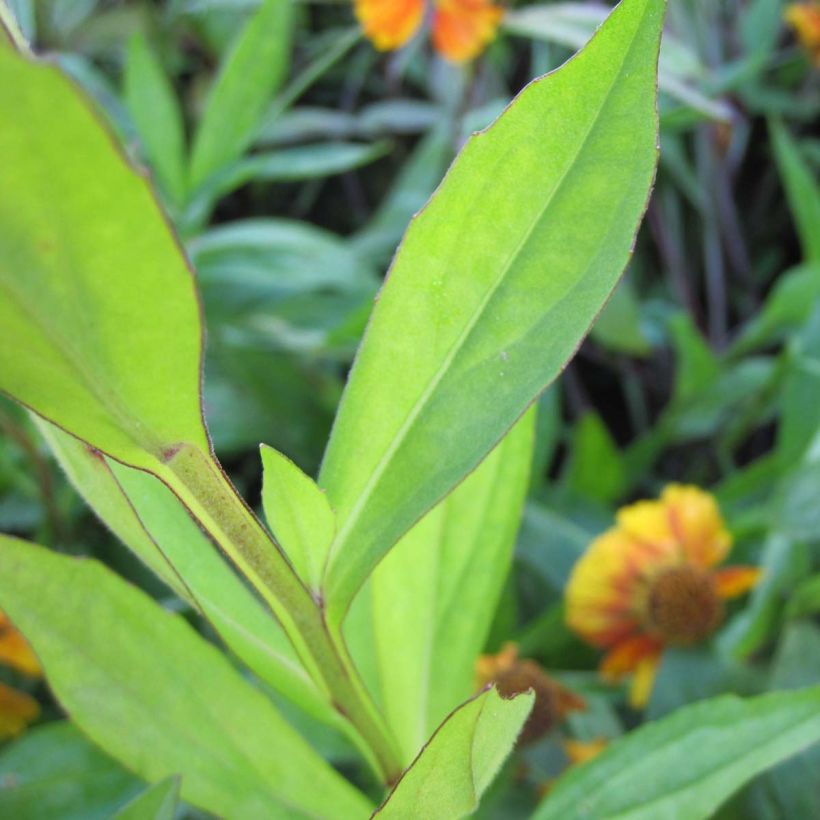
[476,642,585,744]
[785,2,820,66]
[0,610,40,739]
[566,485,761,708]
[354,0,504,63]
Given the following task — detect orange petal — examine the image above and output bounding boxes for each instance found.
[355,0,425,51]
[0,621,41,678]
[431,0,503,63]
[600,634,662,681]
[0,682,39,740]
[662,484,731,568]
[629,653,660,709]
[712,566,762,599]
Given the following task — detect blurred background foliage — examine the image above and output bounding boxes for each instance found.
[0,0,819,816]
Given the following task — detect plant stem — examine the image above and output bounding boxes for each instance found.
[159,443,403,784]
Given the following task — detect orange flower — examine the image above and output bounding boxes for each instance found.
[476,642,585,744]
[354,0,504,62]
[785,3,820,66]
[0,610,41,678]
[566,485,761,708]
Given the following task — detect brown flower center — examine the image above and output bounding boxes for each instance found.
[646,564,723,645]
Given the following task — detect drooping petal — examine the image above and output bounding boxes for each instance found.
[629,652,660,709]
[599,634,662,681]
[0,682,39,740]
[431,0,503,62]
[712,565,762,599]
[355,0,426,51]
[662,484,732,568]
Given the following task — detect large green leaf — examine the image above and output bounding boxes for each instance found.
[188,0,293,190]
[0,721,142,820]
[347,411,535,763]
[318,0,664,622]
[0,44,207,473]
[0,535,372,819]
[535,687,820,820]
[375,687,533,819]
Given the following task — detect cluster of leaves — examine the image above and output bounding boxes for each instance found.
[0,0,819,818]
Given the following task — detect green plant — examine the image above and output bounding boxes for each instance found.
[1,0,819,817]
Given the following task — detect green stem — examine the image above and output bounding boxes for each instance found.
[158,443,402,784]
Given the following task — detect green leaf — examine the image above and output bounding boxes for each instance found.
[318,0,665,621]
[124,35,188,206]
[114,776,180,820]
[375,688,533,819]
[770,119,820,264]
[564,412,626,504]
[731,264,820,356]
[0,45,208,474]
[590,279,651,356]
[0,535,372,819]
[348,411,535,763]
[0,721,142,820]
[535,687,820,820]
[189,0,292,190]
[34,418,337,727]
[184,140,389,232]
[261,444,335,589]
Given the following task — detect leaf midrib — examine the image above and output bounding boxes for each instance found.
[325,0,653,588]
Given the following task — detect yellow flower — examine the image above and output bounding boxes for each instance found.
[785,2,820,66]
[476,642,585,745]
[354,0,504,63]
[566,485,761,708]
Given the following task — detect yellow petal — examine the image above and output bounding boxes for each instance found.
[616,499,678,553]
[629,653,660,709]
[662,484,731,568]
[355,0,425,51]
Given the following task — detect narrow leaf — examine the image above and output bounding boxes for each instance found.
[261,444,335,589]
[189,0,292,190]
[319,0,665,621]
[535,687,820,820]
[124,35,188,206]
[375,688,533,819]
[770,119,820,264]
[0,536,372,820]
